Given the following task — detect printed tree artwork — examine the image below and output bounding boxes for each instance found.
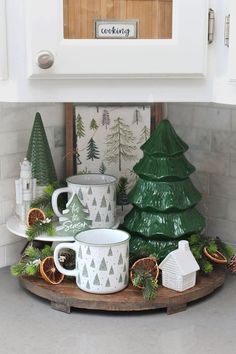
[56,194,92,236]
[105,117,136,171]
[75,113,85,138]
[102,109,110,129]
[27,112,57,186]
[138,125,150,145]
[132,109,142,125]
[75,148,82,165]
[87,138,100,161]
[116,177,129,210]
[99,162,106,174]
[90,118,99,131]
[123,119,205,260]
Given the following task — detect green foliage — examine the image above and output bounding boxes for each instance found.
[189,233,235,273]
[27,182,66,240]
[132,268,158,301]
[11,245,53,277]
[26,219,55,241]
[30,182,66,215]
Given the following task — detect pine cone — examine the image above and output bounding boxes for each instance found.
[227,255,236,273]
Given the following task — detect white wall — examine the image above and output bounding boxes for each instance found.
[168,102,236,247]
[0,103,65,267]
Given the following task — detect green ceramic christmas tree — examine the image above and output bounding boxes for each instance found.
[27,112,57,186]
[123,119,205,260]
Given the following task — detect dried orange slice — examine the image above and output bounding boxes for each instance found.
[203,247,227,264]
[26,208,46,227]
[39,256,64,285]
[130,257,159,289]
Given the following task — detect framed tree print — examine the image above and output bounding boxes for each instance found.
[65,103,163,219]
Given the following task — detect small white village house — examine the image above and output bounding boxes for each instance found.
[159,240,200,292]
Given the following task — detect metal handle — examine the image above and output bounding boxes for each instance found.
[36,50,54,69]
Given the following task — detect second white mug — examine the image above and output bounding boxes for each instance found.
[52,174,117,229]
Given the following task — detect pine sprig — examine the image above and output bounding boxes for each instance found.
[26,220,55,241]
[11,245,53,277]
[189,234,235,273]
[142,277,158,301]
[30,182,66,214]
[132,269,158,301]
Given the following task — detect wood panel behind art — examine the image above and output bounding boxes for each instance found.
[64,0,172,39]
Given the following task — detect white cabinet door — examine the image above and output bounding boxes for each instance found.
[229,0,236,81]
[0,0,8,80]
[25,0,209,79]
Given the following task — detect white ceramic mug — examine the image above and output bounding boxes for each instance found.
[54,229,130,294]
[52,174,117,228]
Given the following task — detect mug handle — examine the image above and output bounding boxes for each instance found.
[54,242,77,277]
[51,187,71,217]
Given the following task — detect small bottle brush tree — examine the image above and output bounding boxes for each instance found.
[27,112,57,186]
[123,119,205,260]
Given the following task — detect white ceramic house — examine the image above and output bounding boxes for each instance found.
[15,158,37,224]
[159,240,200,292]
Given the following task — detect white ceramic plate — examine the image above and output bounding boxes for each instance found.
[6,215,120,242]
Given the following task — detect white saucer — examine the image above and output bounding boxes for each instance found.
[6,215,120,242]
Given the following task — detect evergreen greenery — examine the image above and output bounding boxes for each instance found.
[132,268,158,301]
[26,219,55,241]
[26,182,66,240]
[11,245,53,277]
[189,234,235,273]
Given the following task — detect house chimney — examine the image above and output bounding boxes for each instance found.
[178,240,190,252]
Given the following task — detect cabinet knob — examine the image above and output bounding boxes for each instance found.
[36,50,54,69]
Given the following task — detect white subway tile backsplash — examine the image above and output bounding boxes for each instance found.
[193,106,231,131]
[0,200,15,225]
[0,225,19,247]
[191,172,209,195]
[210,174,236,198]
[173,124,211,152]
[186,150,230,176]
[54,126,65,148]
[0,179,16,203]
[0,132,18,156]
[207,217,236,245]
[168,103,194,126]
[0,153,25,179]
[0,103,65,267]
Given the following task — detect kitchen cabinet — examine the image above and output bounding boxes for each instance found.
[1,0,236,103]
[0,0,7,80]
[25,0,209,79]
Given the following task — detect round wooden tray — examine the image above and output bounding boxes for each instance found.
[19,268,225,315]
